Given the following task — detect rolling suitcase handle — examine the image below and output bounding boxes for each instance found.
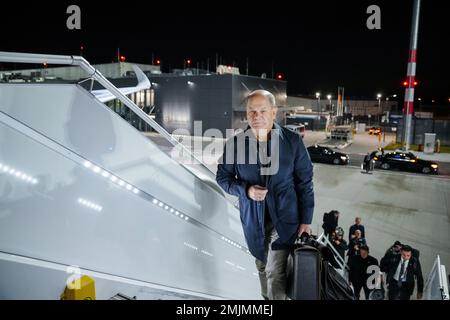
[289,232,322,300]
[293,232,314,246]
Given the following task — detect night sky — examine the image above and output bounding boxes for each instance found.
[1,0,449,103]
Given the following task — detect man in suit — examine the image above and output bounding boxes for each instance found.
[385,245,424,300]
[216,89,314,300]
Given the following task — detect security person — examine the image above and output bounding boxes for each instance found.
[385,245,424,300]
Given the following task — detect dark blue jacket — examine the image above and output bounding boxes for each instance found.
[349,224,365,242]
[216,123,314,262]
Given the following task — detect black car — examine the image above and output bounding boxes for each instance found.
[375,151,438,174]
[307,145,349,165]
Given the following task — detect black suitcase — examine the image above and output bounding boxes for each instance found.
[287,234,355,300]
[287,243,322,300]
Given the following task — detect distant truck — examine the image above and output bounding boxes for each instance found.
[285,124,306,138]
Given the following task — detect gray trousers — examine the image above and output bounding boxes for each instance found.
[255,222,290,300]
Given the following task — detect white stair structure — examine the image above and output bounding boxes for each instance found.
[0,52,260,299]
[424,255,449,300]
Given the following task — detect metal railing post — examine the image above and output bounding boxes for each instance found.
[316,232,349,275]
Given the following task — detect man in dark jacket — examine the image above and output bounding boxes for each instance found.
[349,217,365,243]
[380,241,402,273]
[385,245,424,300]
[216,90,314,300]
[331,231,348,261]
[348,245,379,300]
[347,230,366,258]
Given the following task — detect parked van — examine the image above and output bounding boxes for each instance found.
[285,124,306,138]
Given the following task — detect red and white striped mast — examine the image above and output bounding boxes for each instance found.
[403,0,421,150]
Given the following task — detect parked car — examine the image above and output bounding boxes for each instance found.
[285,124,305,138]
[374,151,438,174]
[307,145,349,165]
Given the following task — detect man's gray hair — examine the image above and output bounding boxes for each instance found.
[245,89,276,107]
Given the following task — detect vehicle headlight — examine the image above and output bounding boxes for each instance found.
[340,156,347,160]
[431,164,438,169]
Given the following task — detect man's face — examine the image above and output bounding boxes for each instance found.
[355,218,361,225]
[360,249,368,259]
[246,95,277,132]
[401,250,412,261]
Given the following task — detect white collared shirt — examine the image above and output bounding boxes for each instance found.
[393,258,409,281]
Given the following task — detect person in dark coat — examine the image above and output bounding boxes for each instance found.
[216,89,315,300]
[385,245,424,300]
[349,217,365,243]
[322,210,340,237]
[362,152,371,172]
[347,230,367,264]
[348,245,379,300]
[331,231,348,261]
[380,241,402,273]
[384,240,403,257]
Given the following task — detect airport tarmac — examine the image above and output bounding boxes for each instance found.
[145,131,450,277]
[312,163,450,276]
